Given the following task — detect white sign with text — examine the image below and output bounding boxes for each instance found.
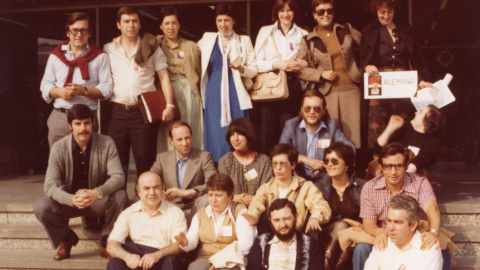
[364,71,418,99]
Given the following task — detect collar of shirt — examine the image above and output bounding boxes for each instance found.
[132,200,167,217]
[61,42,90,59]
[374,173,417,194]
[162,37,183,50]
[389,230,421,252]
[275,21,296,37]
[71,136,92,152]
[299,119,326,136]
[205,201,232,219]
[113,36,141,50]
[176,150,191,164]
[268,234,297,246]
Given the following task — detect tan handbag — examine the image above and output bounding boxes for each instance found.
[250,33,289,102]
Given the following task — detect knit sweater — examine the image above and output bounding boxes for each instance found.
[44,133,125,206]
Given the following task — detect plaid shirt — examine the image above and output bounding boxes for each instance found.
[268,235,297,270]
[359,172,436,228]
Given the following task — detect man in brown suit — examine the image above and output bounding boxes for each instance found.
[151,121,216,220]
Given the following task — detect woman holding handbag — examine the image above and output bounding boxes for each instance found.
[297,0,362,149]
[198,3,257,162]
[253,0,308,155]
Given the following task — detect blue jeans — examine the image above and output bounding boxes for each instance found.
[352,243,451,270]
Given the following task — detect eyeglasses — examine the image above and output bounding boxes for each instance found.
[69,28,89,36]
[381,163,405,171]
[324,158,340,165]
[303,106,323,113]
[315,8,334,16]
[272,161,290,168]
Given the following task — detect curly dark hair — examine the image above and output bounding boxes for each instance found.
[271,0,300,23]
[225,117,256,151]
[324,142,355,176]
[369,0,401,14]
[423,105,446,137]
[216,3,236,21]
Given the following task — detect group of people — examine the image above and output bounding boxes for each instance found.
[34,0,452,269]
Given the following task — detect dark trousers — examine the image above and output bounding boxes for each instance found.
[33,190,128,248]
[107,238,182,270]
[107,106,158,187]
[254,74,301,155]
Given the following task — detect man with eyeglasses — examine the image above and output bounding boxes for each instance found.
[353,142,449,270]
[40,12,112,148]
[279,89,355,181]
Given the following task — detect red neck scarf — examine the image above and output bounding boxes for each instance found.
[50,39,104,87]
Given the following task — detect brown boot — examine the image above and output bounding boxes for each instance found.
[53,232,79,261]
[324,238,341,270]
[335,246,354,270]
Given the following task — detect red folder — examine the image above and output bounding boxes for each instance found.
[138,90,181,124]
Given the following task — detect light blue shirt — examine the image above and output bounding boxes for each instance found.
[299,120,327,177]
[176,151,191,188]
[40,42,113,110]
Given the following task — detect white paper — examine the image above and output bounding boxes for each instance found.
[411,73,455,111]
[141,95,153,123]
[364,71,418,99]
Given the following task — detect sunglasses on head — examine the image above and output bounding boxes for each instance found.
[315,8,334,16]
[324,158,339,165]
[303,106,323,113]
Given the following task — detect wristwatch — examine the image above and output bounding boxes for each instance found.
[428,229,440,236]
[95,189,103,200]
[84,86,88,96]
[166,103,175,109]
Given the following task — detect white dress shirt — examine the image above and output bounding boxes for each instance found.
[40,42,112,110]
[103,36,168,105]
[109,200,187,249]
[180,204,255,255]
[255,23,306,73]
[364,231,443,270]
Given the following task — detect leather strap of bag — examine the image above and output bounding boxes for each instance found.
[291,181,304,203]
[270,31,282,61]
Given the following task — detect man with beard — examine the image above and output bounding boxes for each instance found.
[247,199,322,270]
[279,90,355,181]
[34,104,127,261]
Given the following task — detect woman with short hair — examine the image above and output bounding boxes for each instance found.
[254,0,308,155]
[218,117,273,207]
[198,3,257,162]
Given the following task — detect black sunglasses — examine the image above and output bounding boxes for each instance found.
[315,8,334,16]
[324,158,339,165]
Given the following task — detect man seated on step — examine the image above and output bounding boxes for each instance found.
[150,121,217,222]
[247,198,323,270]
[106,171,187,270]
[33,104,127,261]
[353,142,450,270]
[364,194,443,270]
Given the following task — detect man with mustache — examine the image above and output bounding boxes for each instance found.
[247,199,322,270]
[34,104,127,261]
[150,121,217,222]
[40,12,112,148]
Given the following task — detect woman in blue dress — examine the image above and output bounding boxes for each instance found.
[198,3,257,162]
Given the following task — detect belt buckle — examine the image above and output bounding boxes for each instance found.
[124,104,129,110]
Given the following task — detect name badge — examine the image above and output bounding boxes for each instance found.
[244,169,258,182]
[175,51,184,59]
[317,139,331,149]
[408,146,420,156]
[133,63,139,71]
[221,226,233,237]
[289,42,294,51]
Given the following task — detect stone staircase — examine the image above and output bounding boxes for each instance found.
[0,203,107,270]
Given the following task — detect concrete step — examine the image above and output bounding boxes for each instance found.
[453,255,480,270]
[0,248,107,269]
[0,223,100,250]
[0,203,81,225]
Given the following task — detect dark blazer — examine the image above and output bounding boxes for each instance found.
[247,231,322,270]
[279,116,356,178]
[360,21,431,82]
[150,147,217,209]
[316,174,365,222]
